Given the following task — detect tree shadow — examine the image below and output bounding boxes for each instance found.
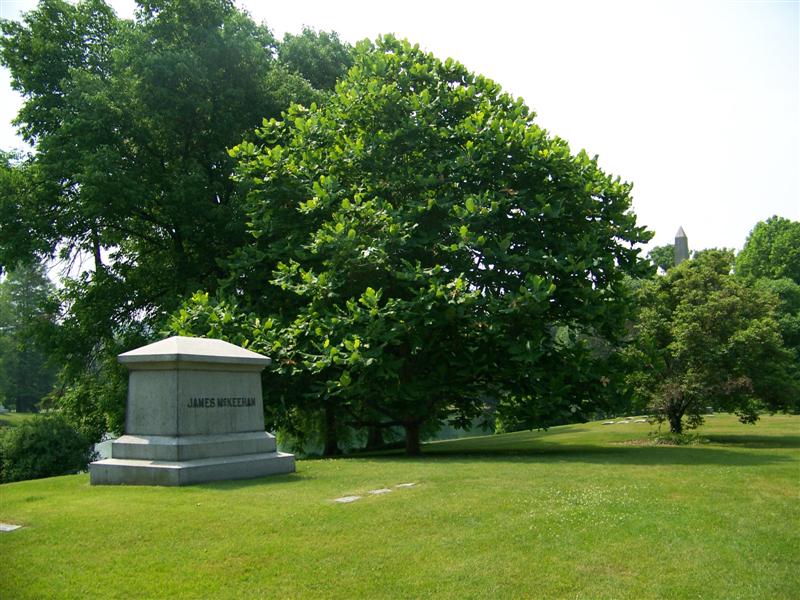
[495,426,592,438]
[192,432,798,487]
[192,471,308,491]
[704,434,800,449]
[351,441,794,468]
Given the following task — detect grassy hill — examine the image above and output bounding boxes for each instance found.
[1,414,798,599]
[0,412,36,429]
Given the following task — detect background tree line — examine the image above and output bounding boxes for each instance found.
[0,1,797,471]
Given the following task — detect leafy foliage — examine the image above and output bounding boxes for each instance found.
[626,250,798,433]
[736,216,800,284]
[647,243,674,272]
[753,277,800,365]
[648,431,707,446]
[0,0,353,437]
[0,152,54,271]
[279,27,354,91]
[0,413,95,482]
[172,36,652,454]
[0,261,58,412]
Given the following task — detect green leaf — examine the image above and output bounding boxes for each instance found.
[339,371,351,387]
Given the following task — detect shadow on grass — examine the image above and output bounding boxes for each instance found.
[704,434,800,449]
[346,442,794,468]
[193,471,307,491]
[498,426,592,438]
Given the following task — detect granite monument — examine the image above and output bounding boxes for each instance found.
[674,226,689,266]
[89,336,295,486]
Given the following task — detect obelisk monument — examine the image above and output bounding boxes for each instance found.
[674,226,689,266]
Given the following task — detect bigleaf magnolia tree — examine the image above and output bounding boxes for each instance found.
[169,36,653,455]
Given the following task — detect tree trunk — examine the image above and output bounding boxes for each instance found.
[366,423,384,450]
[404,422,421,456]
[668,411,683,434]
[323,405,340,456]
[91,226,104,274]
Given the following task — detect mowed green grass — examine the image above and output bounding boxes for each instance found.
[0,412,36,429]
[1,414,798,599]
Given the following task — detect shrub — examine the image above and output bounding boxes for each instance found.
[649,431,708,446]
[0,414,95,483]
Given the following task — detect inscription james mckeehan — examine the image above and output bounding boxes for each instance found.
[186,397,257,408]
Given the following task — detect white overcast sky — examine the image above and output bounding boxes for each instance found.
[1,0,797,253]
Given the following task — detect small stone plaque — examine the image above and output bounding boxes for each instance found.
[0,523,22,532]
[334,496,362,503]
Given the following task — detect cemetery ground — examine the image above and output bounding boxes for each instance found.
[0,414,798,599]
[0,412,35,429]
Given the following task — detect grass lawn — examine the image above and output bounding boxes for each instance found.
[1,414,798,599]
[0,412,36,429]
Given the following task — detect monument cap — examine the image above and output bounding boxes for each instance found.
[118,336,270,367]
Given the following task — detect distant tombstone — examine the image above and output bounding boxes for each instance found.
[674,226,689,266]
[89,336,295,486]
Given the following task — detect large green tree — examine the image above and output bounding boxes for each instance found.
[0,261,58,412]
[627,250,798,434]
[279,27,354,91]
[735,217,800,365]
[647,243,675,272]
[170,36,653,455]
[735,216,800,284]
[0,0,352,438]
[753,277,800,358]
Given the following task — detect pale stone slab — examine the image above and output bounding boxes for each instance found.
[368,488,393,495]
[334,496,362,503]
[118,336,269,367]
[0,523,21,532]
[395,483,417,488]
[124,368,265,436]
[90,452,295,486]
[111,431,276,461]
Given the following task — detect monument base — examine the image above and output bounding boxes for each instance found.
[89,451,295,486]
[110,431,277,461]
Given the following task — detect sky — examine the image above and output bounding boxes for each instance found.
[0,0,798,254]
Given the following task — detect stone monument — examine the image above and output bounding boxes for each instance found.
[674,226,689,266]
[89,336,295,486]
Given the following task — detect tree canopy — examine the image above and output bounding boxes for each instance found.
[736,216,800,284]
[0,0,352,438]
[0,261,58,412]
[170,36,653,454]
[279,27,354,91]
[626,249,798,434]
[647,244,674,272]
